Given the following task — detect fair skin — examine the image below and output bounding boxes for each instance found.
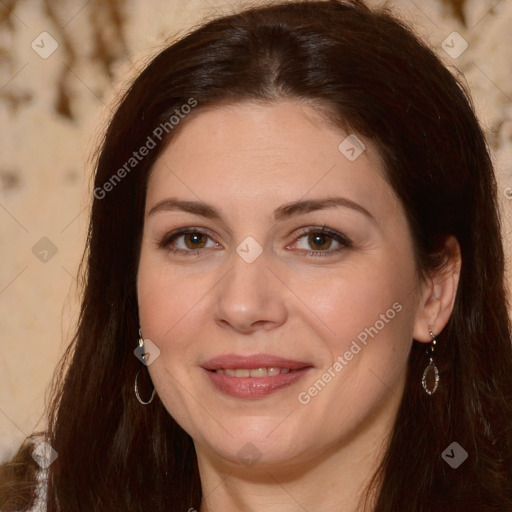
[136,100,461,511]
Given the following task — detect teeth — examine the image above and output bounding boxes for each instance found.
[214,367,292,377]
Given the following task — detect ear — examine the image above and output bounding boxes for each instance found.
[412,235,461,343]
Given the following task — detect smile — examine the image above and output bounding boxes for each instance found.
[213,367,291,377]
[201,353,314,399]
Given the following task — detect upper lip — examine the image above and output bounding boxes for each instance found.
[202,354,313,371]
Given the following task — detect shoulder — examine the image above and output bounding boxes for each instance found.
[0,432,48,511]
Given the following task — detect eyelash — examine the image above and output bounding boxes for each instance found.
[158,225,352,258]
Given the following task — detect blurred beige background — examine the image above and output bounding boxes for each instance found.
[1,0,511,463]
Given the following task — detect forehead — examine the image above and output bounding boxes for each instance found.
[146,100,399,218]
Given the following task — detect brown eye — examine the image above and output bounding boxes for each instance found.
[183,232,208,249]
[308,232,333,251]
[159,229,219,255]
[291,227,352,257]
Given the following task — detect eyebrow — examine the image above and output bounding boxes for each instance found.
[147,196,376,224]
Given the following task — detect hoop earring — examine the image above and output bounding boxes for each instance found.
[134,331,156,405]
[135,367,156,405]
[422,328,439,395]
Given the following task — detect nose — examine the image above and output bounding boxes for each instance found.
[213,246,288,335]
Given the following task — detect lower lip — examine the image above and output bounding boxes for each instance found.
[203,367,312,399]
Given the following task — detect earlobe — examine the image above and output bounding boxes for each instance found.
[412,235,461,343]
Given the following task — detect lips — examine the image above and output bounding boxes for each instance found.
[201,354,313,399]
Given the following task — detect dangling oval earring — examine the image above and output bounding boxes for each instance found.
[134,330,156,405]
[422,328,439,395]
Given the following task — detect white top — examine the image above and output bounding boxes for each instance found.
[28,468,47,512]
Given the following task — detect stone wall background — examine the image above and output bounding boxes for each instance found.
[1,0,511,463]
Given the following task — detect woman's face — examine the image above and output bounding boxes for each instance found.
[137,100,428,471]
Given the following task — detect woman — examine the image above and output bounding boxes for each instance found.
[1,0,511,510]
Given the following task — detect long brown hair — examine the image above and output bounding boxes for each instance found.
[1,1,511,510]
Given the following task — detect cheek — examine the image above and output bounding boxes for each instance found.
[137,252,211,432]
[137,248,202,340]
[292,278,416,442]
[298,253,419,415]
[136,249,214,402]
[307,250,417,348]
